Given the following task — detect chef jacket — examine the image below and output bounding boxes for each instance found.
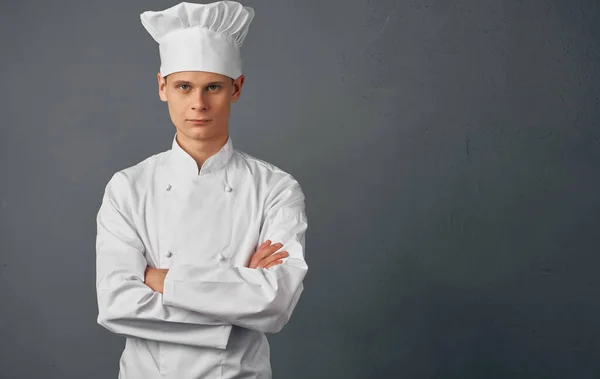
[95,132,308,378]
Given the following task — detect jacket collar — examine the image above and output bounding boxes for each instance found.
[168,132,234,178]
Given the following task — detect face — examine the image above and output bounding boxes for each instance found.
[157,71,244,143]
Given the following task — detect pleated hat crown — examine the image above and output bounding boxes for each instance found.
[140,1,255,79]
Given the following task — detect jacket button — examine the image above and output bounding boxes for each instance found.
[224,185,232,192]
[218,253,226,262]
[165,251,173,258]
[166,184,172,191]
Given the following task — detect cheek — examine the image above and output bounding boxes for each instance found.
[167,99,188,116]
[166,102,188,126]
[213,97,231,115]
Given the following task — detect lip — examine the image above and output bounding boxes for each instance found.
[187,119,212,124]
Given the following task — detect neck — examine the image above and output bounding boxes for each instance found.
[176,132,229,172]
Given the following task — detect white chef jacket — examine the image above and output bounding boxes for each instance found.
[95,132,308,379]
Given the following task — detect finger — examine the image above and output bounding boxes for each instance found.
[257,251,289,268]
[252,240,271,261]
[250,242,283,267]
[265,260,283,269]
[249,242,273,268]
[250,241,283,268]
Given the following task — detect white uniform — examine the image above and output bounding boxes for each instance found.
[95,133,308,378]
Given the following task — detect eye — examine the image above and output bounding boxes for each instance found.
[207,84,222,91]
[177,84,191,91]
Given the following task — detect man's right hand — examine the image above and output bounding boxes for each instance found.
[247,240,289,269]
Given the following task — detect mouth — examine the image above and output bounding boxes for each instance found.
[187,119,212,125]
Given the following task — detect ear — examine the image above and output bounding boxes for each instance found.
[157,73,168,102]
[231,75,244,103]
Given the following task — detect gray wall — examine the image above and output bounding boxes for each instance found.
[1,0,599,378]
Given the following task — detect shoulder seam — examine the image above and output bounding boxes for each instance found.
[234,150,290,176]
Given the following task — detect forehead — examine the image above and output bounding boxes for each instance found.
[167,71,229,84]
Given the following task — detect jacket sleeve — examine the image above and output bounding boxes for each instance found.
[162,174,308,334]
[96,172,232,349]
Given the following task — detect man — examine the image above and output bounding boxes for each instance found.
[95,2,308,378]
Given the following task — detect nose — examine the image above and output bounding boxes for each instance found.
[191,91,208,111]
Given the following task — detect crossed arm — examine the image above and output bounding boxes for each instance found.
[144,239,288,294]
[95,172,308,349]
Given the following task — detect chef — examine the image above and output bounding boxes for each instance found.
[95,1,308,378]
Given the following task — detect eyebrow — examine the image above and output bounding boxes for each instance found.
[172,80,227,86]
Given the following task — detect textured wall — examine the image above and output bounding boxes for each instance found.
[1,0,599,378]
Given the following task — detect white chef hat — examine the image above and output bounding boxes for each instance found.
[140,1,255,79]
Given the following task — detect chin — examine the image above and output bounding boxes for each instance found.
[179,127,223,142]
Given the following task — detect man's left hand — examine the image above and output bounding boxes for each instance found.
[145,266,169,294]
